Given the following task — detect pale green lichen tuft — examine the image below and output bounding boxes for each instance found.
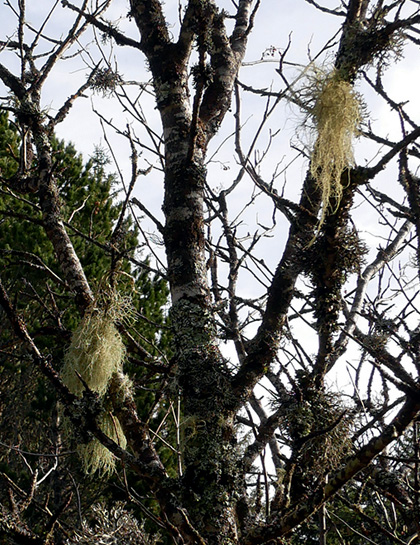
[61,289,134,397]
[78,412,127,476]
[62,289,134,475]
[110,371,135,405]
[294,66,362,236]
[310,70,360,216]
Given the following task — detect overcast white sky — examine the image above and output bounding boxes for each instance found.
[2,1,415,180]
[1,1,418,271]
[1,1,420,351]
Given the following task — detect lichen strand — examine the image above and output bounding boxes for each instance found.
[61,290,133,474]
[78,412,127,476]
[61,290,132,397]
[62,312,125,397]
[293,66,361,239]
[309,71,361,230]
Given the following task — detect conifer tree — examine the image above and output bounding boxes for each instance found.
[0,111,170,543]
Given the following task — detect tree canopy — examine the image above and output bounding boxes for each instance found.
[1,1,420,544]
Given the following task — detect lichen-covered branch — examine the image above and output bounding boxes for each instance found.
[243,393,420,544]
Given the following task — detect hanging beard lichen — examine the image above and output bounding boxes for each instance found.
[61,290,134,396]
[61,289,135,474]
[78,412,127,476]
[297,67,362,234]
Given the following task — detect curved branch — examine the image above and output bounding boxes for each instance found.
[336,219,412,350]
[231,172,320,405]
[362,126,420,181]
[62,0,141,50]
[243,407,284,472]
[244,393,420,544]
[199,1,255,143]
[0,63,26,99]
[129,0,171,56]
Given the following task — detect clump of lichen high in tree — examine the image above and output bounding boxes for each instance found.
[297,67,361,235]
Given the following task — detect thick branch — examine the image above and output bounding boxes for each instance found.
[62,0,141,49]
[244,393,420,544]
[243,407,283,472]
[199,1,255,143]
[129,0,171,56]
[231,173,320,405]
[0,63,26,99]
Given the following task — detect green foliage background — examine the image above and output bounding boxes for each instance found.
[0,111,173,543]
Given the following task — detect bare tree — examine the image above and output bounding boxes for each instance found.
[2,0,420,544]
